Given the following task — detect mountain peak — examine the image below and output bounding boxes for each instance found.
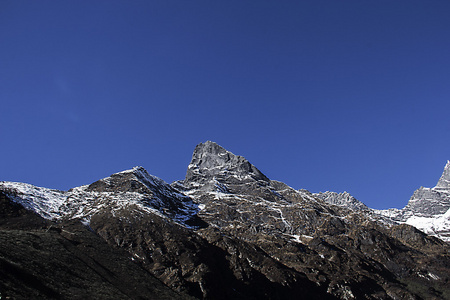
[115,166,146,175]
[185,141,269,183]
[193,141,230,158]
[116,166,154,181]
[435,160,450,189]
[85,166,167,194]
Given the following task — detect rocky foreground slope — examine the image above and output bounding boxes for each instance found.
[1,141,450,299]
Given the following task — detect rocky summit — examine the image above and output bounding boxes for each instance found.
[1,142,450,299]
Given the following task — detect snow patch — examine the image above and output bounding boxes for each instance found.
[404,208,450,242]
[0,181,66,220]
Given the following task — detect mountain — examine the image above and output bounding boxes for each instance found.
[1,141,450,299]
[375,160,450,242]
[436,160,450,190]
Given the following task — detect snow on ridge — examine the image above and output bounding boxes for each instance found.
[0,166,200,229]
[113,166,192,201]
[312,190,368,211]
[404,208,450,242]
[0,181,67,219]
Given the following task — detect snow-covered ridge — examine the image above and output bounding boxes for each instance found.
[0,181,66,219]
[0,167,199,228]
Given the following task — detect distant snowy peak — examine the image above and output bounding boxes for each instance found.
[310,161,450,242]
[371,161,450,242]
[394,161,450,242]
[313,191,369,210]
[402,161,450,218]
[404,187,450,217]
[184,141,269,188]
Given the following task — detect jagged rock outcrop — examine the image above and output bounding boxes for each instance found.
[407,162,450,214]
[1,142,450,299]
[376,161,450,242]
[401,161,450,219]
[436,160,450,190]
[313,191,369,211]
[183,141,269,193]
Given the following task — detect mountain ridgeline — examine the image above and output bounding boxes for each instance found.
[1,141,450,299]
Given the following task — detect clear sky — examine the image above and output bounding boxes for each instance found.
[1,1,450,209]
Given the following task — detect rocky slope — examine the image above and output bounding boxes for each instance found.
[0,191,191,300]
[1,141,450,299]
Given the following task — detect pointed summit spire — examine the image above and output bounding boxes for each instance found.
[436,160,450,189]
[185,141,269,183]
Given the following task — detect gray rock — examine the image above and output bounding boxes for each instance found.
[313,191,369,211]
[436,160,450,190]
[185,141,269,191]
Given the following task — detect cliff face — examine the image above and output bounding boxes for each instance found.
[404,161,450,218]
[436,160,450,190]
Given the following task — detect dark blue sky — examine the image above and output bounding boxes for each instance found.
[1,1,450,209]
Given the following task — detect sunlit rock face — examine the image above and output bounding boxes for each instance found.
[436,160,450,190]
[400,161,450,218]
[184,141,269,192]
